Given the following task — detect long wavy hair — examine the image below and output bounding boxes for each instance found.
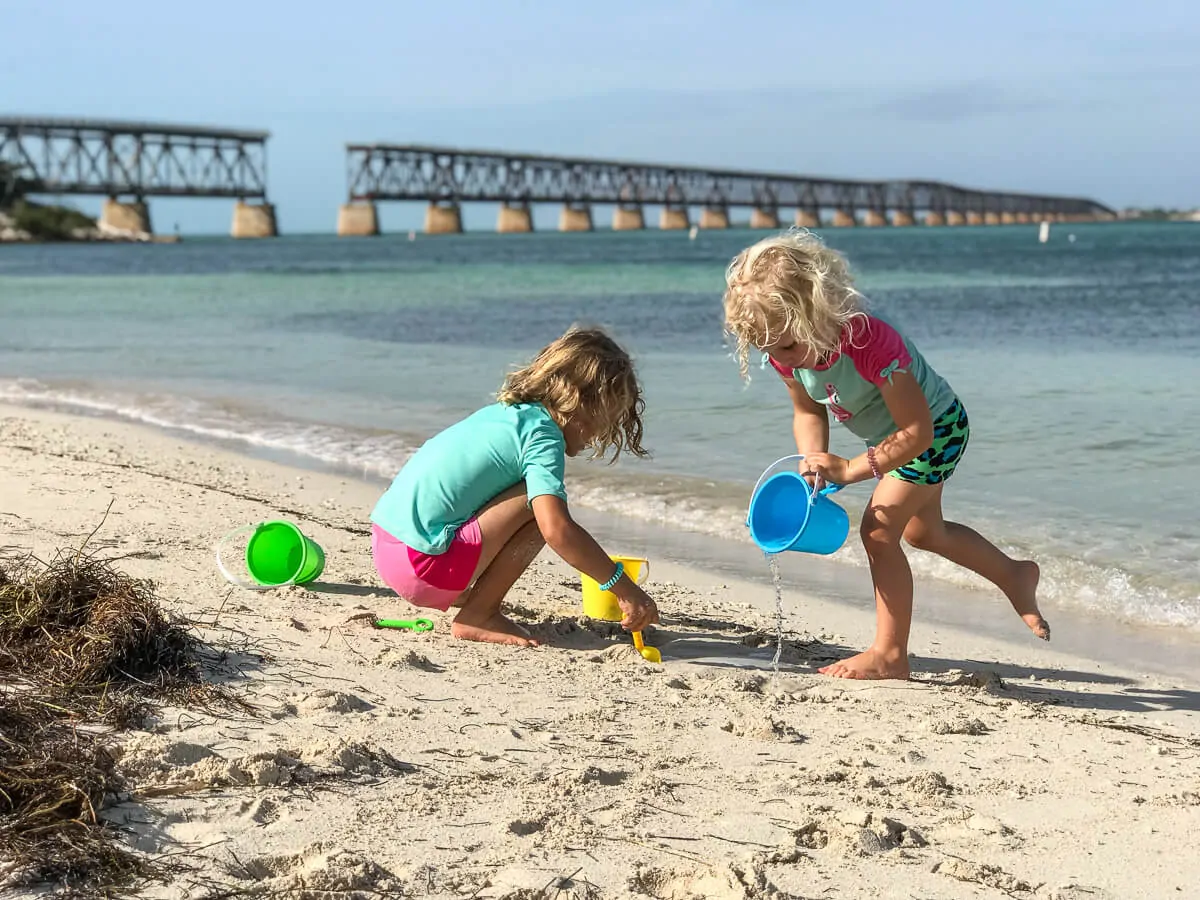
[498,326,647,462]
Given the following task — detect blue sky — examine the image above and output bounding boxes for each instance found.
[5,0,1198,233]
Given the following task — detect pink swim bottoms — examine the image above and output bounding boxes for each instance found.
[371,520,483,612]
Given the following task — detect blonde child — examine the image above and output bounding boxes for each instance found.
[370,327,659,647]
[723,230,1047,680]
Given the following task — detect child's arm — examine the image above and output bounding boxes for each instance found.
[530,494,659,631]
[868,373,935,476]
[784,375,830,458]
[808,372,934,484]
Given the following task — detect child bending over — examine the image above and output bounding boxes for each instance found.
[723,230,1047,680]
[370,327,659,647]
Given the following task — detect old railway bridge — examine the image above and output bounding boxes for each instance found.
[337,144,1114,235]
[1,119,1114,238]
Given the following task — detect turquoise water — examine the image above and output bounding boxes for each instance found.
[1,223,1198,630]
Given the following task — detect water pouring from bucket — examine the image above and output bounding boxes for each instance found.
[747,455,851,555]
[215,520,326,590]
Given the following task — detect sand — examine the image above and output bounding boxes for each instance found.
[1,402,1197,899]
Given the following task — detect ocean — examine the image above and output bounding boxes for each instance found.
[1,222,1197,633]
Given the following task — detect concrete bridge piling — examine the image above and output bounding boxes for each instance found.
[559,204,593,231]
[232,202,278,238]
[496,202,534,233]
[612,206,645,230]
[659,208,690,230]
[337,202,379,236]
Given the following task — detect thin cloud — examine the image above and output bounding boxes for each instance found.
[875,81,1049,123]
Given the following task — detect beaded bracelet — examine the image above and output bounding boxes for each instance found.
[867,445,883,480]
[598,562,625,593]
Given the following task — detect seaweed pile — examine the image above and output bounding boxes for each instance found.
[0,547,237,895]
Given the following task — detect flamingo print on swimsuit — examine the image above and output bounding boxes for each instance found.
[824,383,852,423]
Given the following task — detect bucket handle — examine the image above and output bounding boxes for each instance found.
[215,523,302,592]
[746,454,843,525]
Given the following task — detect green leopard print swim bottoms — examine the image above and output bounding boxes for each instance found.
[888,397,970,486]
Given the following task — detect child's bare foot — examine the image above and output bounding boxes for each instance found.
[451,612,539,647]
[1007,560,1050,641]
[819,647,910,680]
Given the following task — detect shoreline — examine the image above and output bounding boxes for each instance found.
[4,397,1197,682]
[1,401,1197,898]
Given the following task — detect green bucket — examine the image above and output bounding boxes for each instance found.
[216,520,325,590]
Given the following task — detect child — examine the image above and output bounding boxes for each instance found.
[723,230,1047,680]
[370,327,659,647]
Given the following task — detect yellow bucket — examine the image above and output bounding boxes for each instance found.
[581,555,650,621]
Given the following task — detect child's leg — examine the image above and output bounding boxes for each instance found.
[901,487,1049,640]
[820,478,938,680]
[452,521,543,646]
[450,483,544,647]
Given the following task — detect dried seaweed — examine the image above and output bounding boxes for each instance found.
[0,545,245,895]
[0,548,234,727]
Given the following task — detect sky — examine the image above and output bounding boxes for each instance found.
[4,0,1198,234]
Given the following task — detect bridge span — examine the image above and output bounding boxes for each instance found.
[0,117,277,237]
[2,119,1116,239]
[339,143,1115,235]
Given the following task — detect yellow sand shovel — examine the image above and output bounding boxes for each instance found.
[633,631,661,664]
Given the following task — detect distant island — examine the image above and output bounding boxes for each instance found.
[1,161,172,243]
[1118,207,1200,222]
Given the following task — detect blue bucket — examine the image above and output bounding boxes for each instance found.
[747,455,850,555]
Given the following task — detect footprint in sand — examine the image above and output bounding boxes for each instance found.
[238,796,283,825]
[296,688,374,714]
[300,739,411,777]
[506,816,547,836]
[935,858,1033,895]
[632,866,747,900]
[269,701,300,720]
[159,741,218,765]
[826,810,928,856]
[927,715,990,735]
[1043,885,1115,900]
[373,648,443,672]
[228,846,399,894]
[965,814,1012,836]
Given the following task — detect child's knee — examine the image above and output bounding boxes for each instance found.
[859,507,903,551]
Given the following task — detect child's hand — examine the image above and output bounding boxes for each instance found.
[803,452,851,486]
[616,585,659,632]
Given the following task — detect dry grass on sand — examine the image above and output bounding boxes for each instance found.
[0,537,244,896]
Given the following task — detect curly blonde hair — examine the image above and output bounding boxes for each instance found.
[723,229,866,378]
[498,326,647,462]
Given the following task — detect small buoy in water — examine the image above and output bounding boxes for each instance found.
[1038,221,1050,244]
[688,225,699,241]
[1068,233,1076,243]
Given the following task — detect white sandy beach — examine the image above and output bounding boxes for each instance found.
[1,402,1197,900]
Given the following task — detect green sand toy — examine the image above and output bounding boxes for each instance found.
[374,618,434,632]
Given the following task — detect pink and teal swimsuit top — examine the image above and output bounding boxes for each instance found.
[768,314,957,445]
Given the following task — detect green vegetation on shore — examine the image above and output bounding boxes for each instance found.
[7,201,97,241]
[2,161,100,241]
[6,200,97,240]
